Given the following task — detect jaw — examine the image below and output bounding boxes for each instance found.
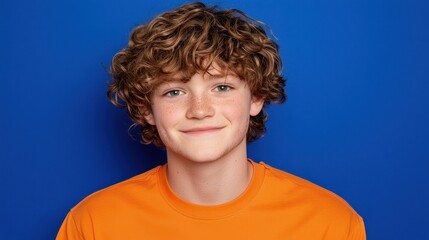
[165,133,248,166]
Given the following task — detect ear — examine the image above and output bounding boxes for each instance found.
[143,111,156,126]
[249,97,264,116]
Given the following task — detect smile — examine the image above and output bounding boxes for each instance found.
[181,127,225,135]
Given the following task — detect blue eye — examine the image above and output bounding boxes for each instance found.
[165,90,183,97]
[215,85,231,92]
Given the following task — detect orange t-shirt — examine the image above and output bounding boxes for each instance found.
[57,161,365,239]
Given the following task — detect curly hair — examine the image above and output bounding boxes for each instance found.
[107,2,286,146]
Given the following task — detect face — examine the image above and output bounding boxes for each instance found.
[145,66,264,164]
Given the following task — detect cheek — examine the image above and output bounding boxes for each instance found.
[153,103,181,128]
[219,98,251,125]
[152,105,177,145]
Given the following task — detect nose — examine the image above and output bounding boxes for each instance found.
[185,93,214,119]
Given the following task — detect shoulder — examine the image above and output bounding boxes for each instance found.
[57,166,165,239]
[257,162,365,238]
[70,166,162,215]
[259,161,361,220]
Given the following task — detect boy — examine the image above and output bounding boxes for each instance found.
[57,2,365,239]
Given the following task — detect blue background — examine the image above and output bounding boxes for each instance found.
[1,0,428,239]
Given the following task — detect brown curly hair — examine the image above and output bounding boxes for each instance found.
[107,2,286,146]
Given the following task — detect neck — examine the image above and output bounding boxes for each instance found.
[165,142,253,205]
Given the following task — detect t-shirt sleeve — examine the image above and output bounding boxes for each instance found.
[348,214,366,240]
[56,211,86,240]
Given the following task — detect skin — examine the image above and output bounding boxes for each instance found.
[145,66,264,205]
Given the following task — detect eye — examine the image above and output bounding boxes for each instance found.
[164,89,184,97]
[215,85,232,92]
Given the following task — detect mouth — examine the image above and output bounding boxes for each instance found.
[181,126,225,135]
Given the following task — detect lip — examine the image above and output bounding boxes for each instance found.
[181,126,224,135]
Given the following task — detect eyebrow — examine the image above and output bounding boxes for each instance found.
[159,74,188,82]
[205,73,225,80]
[159,70,238,83]
[205,70,239,80]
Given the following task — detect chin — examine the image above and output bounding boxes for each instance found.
[183,149,228,164]
[176,141,245,165]
[164,134,247,164]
